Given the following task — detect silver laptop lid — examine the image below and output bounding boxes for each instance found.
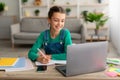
[66,41,108,76]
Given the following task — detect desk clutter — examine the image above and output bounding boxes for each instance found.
[1,57,120,78]
[105,58,120,77]
[0,57,18,66]
[0,57,34,72]
[35,58,120,77]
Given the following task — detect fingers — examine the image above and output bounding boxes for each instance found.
[42,58,49,64]
[46,55,51,60]
[37,55,51,64]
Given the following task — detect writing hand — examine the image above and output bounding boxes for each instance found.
[37,55,51,64]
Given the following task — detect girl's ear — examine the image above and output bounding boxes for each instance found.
[48,18,51,24]
[48,18,51,27]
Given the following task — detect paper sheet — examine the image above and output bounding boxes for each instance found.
[0,57,34,72]
[5,59,34,72]
[35,60,66,66]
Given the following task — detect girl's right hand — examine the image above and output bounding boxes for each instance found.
[37,55,51,64]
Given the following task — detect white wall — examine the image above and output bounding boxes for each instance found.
[0,0,108,21]
[0,0,19,21]
[109,0,120,54]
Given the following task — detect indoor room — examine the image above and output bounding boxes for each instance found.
[0,0,120,79]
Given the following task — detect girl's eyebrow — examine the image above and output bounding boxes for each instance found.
[52,17,58,19]
[52,17,65,21]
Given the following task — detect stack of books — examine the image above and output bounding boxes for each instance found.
[0,57,18,67]
[0,57,34,72]
[107,58,120,65]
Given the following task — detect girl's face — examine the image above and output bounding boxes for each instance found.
[48,12,66,32]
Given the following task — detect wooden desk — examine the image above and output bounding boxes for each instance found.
[0,65,120,80]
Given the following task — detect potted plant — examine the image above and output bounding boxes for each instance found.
[52,0,56,4]
[81,10,89,23]
[22,0,28,5]
[34,9,40,16]
[81,11,108,35]
[66,2,70,5]
[65,8,71,15]
[98,0,102,3]
[0,2,5,12]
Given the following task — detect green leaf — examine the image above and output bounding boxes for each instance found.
[0,2,5,12]
[82,11,108,29]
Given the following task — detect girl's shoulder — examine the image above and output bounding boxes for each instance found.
[41,29,50,34]
[62,28,70,34]
[37,29,50,39]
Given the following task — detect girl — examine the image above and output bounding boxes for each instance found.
[28,6,72,64]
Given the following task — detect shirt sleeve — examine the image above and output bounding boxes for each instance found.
[28,31,44,61]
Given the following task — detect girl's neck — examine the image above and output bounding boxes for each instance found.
[50,29,60,39]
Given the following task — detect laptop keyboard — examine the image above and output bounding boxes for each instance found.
[62,69,66,73]
[56,65,66,73]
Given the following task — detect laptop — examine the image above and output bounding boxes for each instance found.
[55,41,108,77]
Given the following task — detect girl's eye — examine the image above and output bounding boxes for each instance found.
[52,18,65,23]
[62,20,65,22]
[54,20,58,22]
[52,18,58,22]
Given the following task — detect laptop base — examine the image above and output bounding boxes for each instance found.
[55,65,66,76]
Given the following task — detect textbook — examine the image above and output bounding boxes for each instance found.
[5,59,34,72]
[0,57,25,69]
[35,60,66,66]
[107,58,120,65]
[0,57,18,67]
[0,57,34,72]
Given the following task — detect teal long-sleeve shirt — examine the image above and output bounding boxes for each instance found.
[28,29,72,61]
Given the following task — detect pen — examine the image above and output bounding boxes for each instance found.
[37,48,47,58]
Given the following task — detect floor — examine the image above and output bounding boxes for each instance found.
[0,40,31,57]
[0,40,119,58]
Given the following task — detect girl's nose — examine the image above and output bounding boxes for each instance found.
[58,21,61,26]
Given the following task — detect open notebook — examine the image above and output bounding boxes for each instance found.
[35,60,66,66]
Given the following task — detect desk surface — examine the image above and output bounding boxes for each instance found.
[0,65,120,80]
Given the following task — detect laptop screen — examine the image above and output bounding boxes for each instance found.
[56,41,108,77]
